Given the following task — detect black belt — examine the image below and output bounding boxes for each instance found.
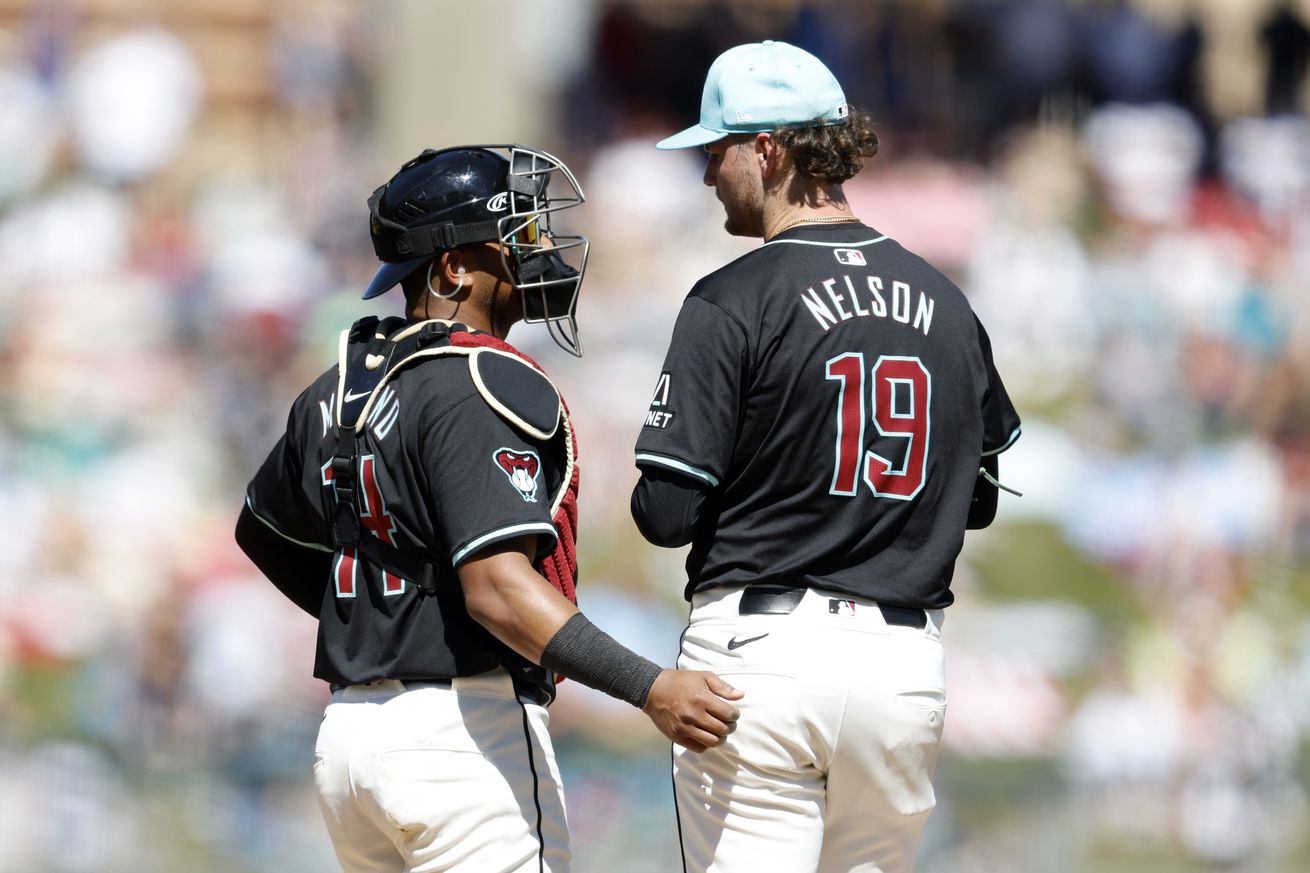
[738,584,927,629]
[329,678,452,694]
[328,676,551,706]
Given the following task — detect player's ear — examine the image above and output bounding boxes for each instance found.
[437,250,469,296]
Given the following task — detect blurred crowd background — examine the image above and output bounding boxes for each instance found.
[0,0,1307,871]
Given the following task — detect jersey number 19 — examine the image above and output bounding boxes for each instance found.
[824,354,931,500]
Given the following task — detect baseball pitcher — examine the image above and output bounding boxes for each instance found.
[632,43,1022,873]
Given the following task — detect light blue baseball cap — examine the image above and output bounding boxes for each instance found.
[656,40,849,151]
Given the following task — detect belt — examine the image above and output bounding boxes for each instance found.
[738,584,927,629]
[329,678,452,694]
[328,676,551,706]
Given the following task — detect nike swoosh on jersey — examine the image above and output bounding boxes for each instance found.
[726,633,769,650]
[343,389,372,403]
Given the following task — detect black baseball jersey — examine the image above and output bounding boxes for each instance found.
[245,343,567,687]
[635,222,1020,609]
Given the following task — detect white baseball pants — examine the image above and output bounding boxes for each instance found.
[674,586,947,873]
[313,669,569,873]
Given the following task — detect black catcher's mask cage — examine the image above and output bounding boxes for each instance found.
[493,145,589,357]
[367,144,590,357]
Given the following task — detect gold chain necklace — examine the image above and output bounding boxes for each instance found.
[768,214,861,238]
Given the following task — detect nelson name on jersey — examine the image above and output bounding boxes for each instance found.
[799,273,935,336]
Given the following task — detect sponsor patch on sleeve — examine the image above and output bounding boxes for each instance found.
[642,371,675,430]
[493,448,541,502]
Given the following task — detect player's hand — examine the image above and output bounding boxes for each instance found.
[642,669,743,753]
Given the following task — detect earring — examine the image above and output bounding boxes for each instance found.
[428,262,464,300]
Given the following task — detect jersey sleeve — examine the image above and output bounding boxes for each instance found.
[975,316,1022,456]
[634,295,749,487]
[630,466,710,548]
[244,402,334,553]
[420,392,560,566]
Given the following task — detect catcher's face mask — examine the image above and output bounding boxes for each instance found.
[494,146,590,357]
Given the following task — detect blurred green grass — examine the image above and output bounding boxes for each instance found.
[973,521,1143,624]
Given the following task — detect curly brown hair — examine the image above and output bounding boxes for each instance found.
[773,108,879,183]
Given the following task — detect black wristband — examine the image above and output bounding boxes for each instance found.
[539,613,663,708]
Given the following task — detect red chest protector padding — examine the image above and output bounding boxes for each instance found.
[449,331,580,604]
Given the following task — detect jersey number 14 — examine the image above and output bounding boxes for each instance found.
[321,455,404,598]
[824,354,931,500]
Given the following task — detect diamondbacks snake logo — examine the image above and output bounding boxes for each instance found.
[493,448,540,502]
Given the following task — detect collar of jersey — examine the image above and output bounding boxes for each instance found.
[761,233,888,248]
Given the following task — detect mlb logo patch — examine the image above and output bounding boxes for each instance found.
[834,248,866,266]
[493,448,540,502]
[829,598,856,616]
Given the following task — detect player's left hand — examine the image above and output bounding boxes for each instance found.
[642,669,743,753]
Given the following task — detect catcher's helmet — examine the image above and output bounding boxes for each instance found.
[363,145,590,356]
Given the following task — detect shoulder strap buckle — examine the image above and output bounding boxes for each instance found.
[330,455,355,498]
[417,321,451,346]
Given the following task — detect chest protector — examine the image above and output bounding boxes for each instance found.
[329,316,580,603]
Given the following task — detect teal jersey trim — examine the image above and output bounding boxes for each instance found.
[635,452,721,487]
